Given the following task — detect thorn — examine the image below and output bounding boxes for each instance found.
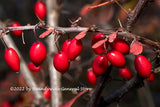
[68,17,82,27]
[22,32,25,44]
[68,19,73,24]
[118,19,123,28]
[75,17,82,23]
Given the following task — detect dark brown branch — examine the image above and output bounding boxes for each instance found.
[98,29,160,50]
[125,0,149,31]
[88,66,112,107]
[118,32,160,50]
[97,75,144,107]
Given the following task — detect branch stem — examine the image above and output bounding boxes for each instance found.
[97,75,144,107]
[0,25,159,50]
[88,66,112,107]
[125,0,149,31]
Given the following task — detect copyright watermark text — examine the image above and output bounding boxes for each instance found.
[10,86,92,92]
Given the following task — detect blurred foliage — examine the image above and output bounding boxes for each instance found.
[0,0,160,107]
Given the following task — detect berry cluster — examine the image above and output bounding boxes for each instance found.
[5,1,49,100]
[5,1,47,73]
[53,38,83,74]
[5,1,155,102]
[4,41,47,72]
[10,1,46,38]
[87,33,153,85]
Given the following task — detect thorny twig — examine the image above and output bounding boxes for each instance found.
[0,0,158,107]
[125,0,149,31]
[88,66,112,107]
[89,0,158,106]
[97,75,144,107]
[0,25,159,50]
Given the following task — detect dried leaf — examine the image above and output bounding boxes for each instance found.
[75,29,89,40]
[89,0,119,9]
[92,38,108,49]
[108,30,118,43]
[130,41,143,55]
[39,28,54,38]
[59,90,89,107]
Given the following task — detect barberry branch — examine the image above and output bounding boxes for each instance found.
[0,21,43,105]
[0,25,159,49]
[0,25,88,33]
[88,65,112,107]
[97,75,144,107]
[125,0,149,31]
[118,32,160,50]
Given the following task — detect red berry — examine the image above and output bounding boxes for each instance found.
[43,87,51,99]
[53,51,70,74]
[110,37,129,54]
[34,1,46,20]
[67,38,82,61]
[29,42,47,66]
[1,101,11,107]
[62,40,71,54]
[119,67,132,80]
[134,55,151,78]
[145,73,155,82]
[28,62,41,72]
[11,22,22,37]
[87,70,97,85]
[4,48,20,72]
[92,33,108,54]
[107,50,126,68]
[92,54,108,76]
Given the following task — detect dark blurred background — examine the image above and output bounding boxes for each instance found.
[0,0,160,107]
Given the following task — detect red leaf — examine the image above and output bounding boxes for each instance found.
[92,38,108,49]
[80,4,92,16]
[39,28,54,38]
[59,90,89,107]
[75,29,89,40]
[108,30,118,43]
[130,41,143,55]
